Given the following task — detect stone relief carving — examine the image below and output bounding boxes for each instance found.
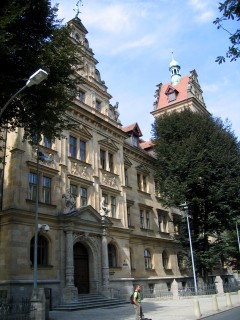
[102,173,117,188]
[71,162,90,179]
[62,189,76,213]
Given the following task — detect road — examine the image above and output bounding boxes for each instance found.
[202,307,240,320]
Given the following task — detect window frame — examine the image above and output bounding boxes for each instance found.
[144,249,152,270]
[108,243,117,268]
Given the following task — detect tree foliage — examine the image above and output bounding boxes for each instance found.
[0,0,82,142]
[213,0,240,63]
[153,109,240,281]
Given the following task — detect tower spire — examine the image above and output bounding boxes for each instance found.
[169,52,181,86]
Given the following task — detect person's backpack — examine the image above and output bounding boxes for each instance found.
[130,292,135,304]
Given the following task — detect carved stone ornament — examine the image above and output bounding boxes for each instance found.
[102,173,117,188]
[62,189,76,213]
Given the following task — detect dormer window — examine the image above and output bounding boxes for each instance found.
[168,92,176,102]
[132,135,138,147]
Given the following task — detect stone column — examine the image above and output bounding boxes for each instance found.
[31,288,46,320]
[101,217,110,297]
[62,229,78,303]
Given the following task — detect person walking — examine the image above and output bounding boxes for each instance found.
[133,284,144,320]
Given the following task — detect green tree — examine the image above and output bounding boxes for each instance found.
[153,109,240,282]
[213,0,240,63]
[0,0,82,142]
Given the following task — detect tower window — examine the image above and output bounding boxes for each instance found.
[168,92,176,102]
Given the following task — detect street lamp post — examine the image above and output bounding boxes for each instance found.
[0,69,48,119]
[179,202,198,294]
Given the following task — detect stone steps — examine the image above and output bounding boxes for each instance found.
[53,294,128,311]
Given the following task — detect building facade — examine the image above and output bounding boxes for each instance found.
[0,18,221,307]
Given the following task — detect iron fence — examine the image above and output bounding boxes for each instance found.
[179,284,216,298]
[0,298,35,320]
[223,283,240,293]
[142,288,173,300]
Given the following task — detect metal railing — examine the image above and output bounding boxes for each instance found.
[0,298,36,320]
[142,288,173,300]
[223,283,240,293]
[179,284,217,298]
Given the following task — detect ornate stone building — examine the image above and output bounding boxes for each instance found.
[0,18,208,307]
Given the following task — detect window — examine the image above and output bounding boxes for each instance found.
[100,149,106,170]
[168,92,176,102]
[140,209,151,230]
[144,249,152,269]
[79,90,85,102]
[70,184,77,209]
[80,140,86,161]
[80,187,88,206]
[124,168,129,186]
[158,210,169,233]
[43,136,51,149]
[69,136,77,158]
[132,135,138,147]
[42,176,51,204]
[127,206,131,227]
[30,235,48,266]
[69,135,88,162]
[108,153,114,173]
[111,196,116,217]
[108,243,117,267]
[162,250,169,269]
[146,211,150,229]
[140,210,144,228]
[137,173,148,192]
[96,100,101,111]
[177,253,185,270]
[100,149,115,173]
[28,172,52,205]
[102,193,117,218]
[29,172,37,201]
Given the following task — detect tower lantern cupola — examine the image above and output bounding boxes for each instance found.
[169,54,181,86]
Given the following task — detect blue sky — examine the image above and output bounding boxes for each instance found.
[52,0,240,141]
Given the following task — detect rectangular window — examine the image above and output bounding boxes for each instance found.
[146,211,150,229]
[79,90,85,102]
[100,149,106,170]
[137,174,141,190]
[127,206,131,227]
[168,92,176,102]
[29,172,37,201]
[140,210,144,228]
[80,140,86,161]
[124,168,128,187]
[158,211,161,231]
[96,100,101,111]
[132,135,138,146]
[111,196,116,218]
[43,136,51,149]
[69,136,77,158]
[42,176,51,204]
[108,153,114,173]
[102,193,108,206]
[142,175,147,192]
[80,187,87,206]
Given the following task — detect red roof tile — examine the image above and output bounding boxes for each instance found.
[139,140,154,150]
[157,75,190,109]
[122,123,142,137]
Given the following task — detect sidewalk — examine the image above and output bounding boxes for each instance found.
[49,293,240,320]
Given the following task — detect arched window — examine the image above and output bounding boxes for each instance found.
[162,250,169,269]
[144,249,151,269]
[30,235,48,266]
[108,243,117,268]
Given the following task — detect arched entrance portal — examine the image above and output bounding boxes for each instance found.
[74,242,89,293]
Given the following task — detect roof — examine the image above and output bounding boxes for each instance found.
[139,140,154,150]
[157,74,190,110]
[122,123,142,137]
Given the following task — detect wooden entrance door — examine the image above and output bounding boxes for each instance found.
[74,242,89,293]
